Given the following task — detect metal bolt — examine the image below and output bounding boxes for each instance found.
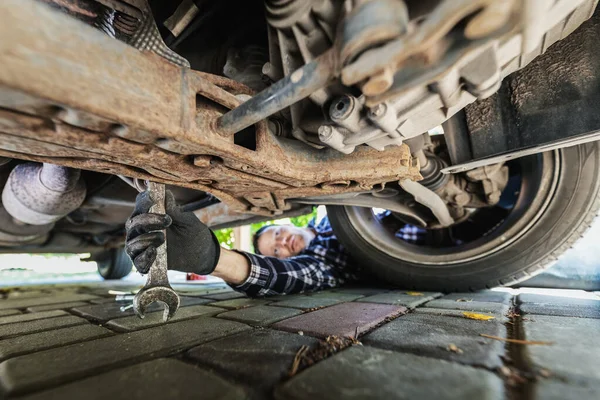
[369,103,386,118]
[318,125,334,142]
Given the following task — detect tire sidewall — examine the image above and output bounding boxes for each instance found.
[328,144,600,291]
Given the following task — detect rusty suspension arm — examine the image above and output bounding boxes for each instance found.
[0,0,420,227]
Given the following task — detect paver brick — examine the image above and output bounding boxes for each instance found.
[330,286,391,296]
[522,315,600,382]
[88,297,122,305]
[187,329,318,392]
[276,346,504,400]
[518,293,600,319]
[70,296,210,322]
[19,358,246,400]
[359,291,441,309]
[209,297,269,310]
[201,291,247,301]
[0,316,87,339]
[0,310,68,326]
[0,325,112,362]
[442,291,513,304]
[423,299,510,315]
[416,307,508,323]
[218,305,302,326]
[363,312,507,369]
[26,302,91,313]
[273,302,406,338]
[106,305,225,332]
[532,380,600,400]
[0,317,250,395]
[271,295,342,310]
[307,291,365,302]
[0,310,21,317]
[71,302,145,321]
[0,294,100,311]
[5,290,49,300]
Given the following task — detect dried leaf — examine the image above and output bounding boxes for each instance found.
[462,312,495,321]
[446,343,463,354]
[405,291,424,296]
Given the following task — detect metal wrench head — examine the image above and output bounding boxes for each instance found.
[133,286,180,322]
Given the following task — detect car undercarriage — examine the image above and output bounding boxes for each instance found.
[1,0,599,290]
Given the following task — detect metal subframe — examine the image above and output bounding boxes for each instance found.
[0,0,420,228]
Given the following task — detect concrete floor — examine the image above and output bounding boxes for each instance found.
[0,281,598,399]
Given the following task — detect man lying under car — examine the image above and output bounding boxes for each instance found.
[125,191,423,296]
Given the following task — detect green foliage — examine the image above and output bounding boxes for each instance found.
[213,227,235,249]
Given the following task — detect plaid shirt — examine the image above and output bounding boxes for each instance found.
[232,217,360,296]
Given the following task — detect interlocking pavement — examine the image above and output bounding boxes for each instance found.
[0,282,598,399]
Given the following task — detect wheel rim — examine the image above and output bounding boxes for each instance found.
[343,151,561,265]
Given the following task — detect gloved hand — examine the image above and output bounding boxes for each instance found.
[125,190,221,275]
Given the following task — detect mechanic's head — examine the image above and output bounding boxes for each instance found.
[253,224,316,259]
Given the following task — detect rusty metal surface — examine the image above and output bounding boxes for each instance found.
[0,0,420,227]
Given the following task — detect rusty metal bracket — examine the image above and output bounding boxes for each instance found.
[0,0,420,227]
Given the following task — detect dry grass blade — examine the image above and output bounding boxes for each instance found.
[480,334,554,345]
[289,345,309,377]
[288,336,357,377]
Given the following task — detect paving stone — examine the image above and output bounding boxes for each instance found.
[209,297,269,310]
[0,325,112,362]
[307,291,365,302]
[5,290,50,300]
[0,310,21,317]
[442,291,513,304]
[77,297,210,318]
[0,294,100,311]
[363,313,507,369]
[218,305,302,326]
[271,295,342,310]
[26,302,90,313]
[416,307,508,323]
[532,380,600,400]
[522,315,600,383]
[359,291,441,309]
[20,358,246,400]
[0,310,68,326]
[179,296,214,306]
[71,302,144,321]
[201,291,247,301]
[0,317,250,395]
[273,302,406,338]
[88,297,123,305]
[0,316,87,339]
[331,286,391,296]
[423,299,510,315]
[106,305,225,332]
[518,293,600,319]
[187,329,318,393]
[276,346,504,400]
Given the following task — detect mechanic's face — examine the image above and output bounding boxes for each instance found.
[257,225,316,259]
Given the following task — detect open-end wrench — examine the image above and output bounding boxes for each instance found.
[133,181,180,322]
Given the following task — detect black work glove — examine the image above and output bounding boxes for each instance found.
[125,190,221,275]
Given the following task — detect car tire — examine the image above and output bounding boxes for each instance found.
[327,143,600,292]
[96,248,132,280]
